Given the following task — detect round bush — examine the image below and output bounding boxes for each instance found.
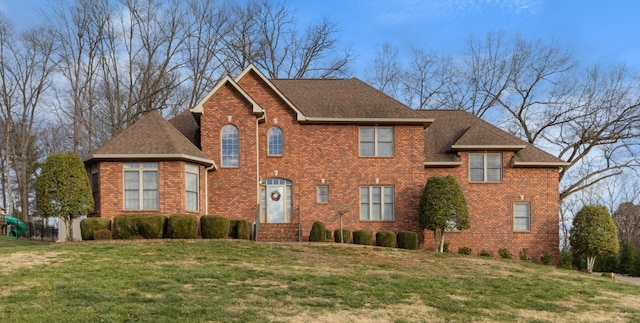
[498,248,513,259]
[479,249,492,257]
[309,221,326,242]
[376,231,396,248]
[236,220,251,240]
[334,229,350,243]
[168,214,198,239]
[201,215,230,239]
[93,229,113,240]
[397,231,418,250]
[353,230,373,246]
[80,217,111,240]
[458,247,472,255]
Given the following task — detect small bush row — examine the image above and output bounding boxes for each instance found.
[308,221,418,250]
[80,214,250,240]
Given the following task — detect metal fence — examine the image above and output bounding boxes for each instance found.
[1,216,58,242]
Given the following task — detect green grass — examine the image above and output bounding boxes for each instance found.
[1,236,639,322]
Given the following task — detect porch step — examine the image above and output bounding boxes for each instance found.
[258,223,300,242]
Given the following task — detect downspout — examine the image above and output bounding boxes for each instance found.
[204,164,215,215]
[255,109,266,240]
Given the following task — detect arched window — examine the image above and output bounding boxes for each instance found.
[221,125,239,167]
[268,127,283,156]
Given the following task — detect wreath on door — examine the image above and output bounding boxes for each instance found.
[270,190,281,202]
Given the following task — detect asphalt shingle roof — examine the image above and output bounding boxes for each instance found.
[418,110,566,166]
[271,78,426,120]
[89,111,211,165]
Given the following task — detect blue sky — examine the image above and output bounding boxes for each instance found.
[1,0,639,76]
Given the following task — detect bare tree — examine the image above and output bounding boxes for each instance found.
[365,42,403,98]
[222,0,352,78]
[0,20,57,221]
[49,0,109,154]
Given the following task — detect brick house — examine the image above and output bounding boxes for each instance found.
[84,65,568,259]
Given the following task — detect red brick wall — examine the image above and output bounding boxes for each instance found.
[421,152,560,262]
[88,160,207,220]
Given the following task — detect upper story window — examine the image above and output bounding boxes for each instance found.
[360,127,393,157]
[221,125,239,167]
[185,164,199,212]
[469,153,502,182]
[360,186,394,221]
[268,127,283,156]
[124,163,158,210]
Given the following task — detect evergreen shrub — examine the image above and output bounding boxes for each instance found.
[114,214,167,239]
[228,219,239,238]
[458,247,472,255]
[334,229,350,243]
[353,230,373,245]
[479,249,492,257]
[80,217,111,240]
[168,214,198,239]
[396,231,418,250]
[541,251,553,265]
[236,220,251,240]
[309,221,326,242]
[498,248,512,259]
[201,215,230,239]
[376,231,396,248]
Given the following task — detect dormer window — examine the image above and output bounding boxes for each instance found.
[469,153,502,182]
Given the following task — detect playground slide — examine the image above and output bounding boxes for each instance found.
[6,215,26,237]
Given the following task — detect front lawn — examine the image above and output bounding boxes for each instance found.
[0,238,638,322]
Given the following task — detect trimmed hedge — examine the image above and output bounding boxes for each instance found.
[236,220,251,240]
[334,229,350,243]
[376,231,396,248]
[396,231,418,250]
[80,217,111,240]
[353,230,373,246]
[228,219,240,238]
[201,215,230,239]
[167,214,198,239]
[325,229,332,242]
[114,214,167,239]
[93,229,113,240]
[309,221,326,242]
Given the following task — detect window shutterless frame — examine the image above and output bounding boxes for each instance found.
[359,186,394,221]
[469,153,502,182]
[185,164,199,212]
[514,202,531,232]
[123,163,159,210]
[359,127,394,157]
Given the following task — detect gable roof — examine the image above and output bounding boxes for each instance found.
[190,74,264,117]
[195,65,431,125]
[419,110,569,168]
[271,78,430,125]
[169,110,200,148]
[84,111,216,168]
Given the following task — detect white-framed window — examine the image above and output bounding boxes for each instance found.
[360,186,394,221]
[185,164,199,212]
[268,126,283,156]
[359,127,394,157]
[124,163,158,210]
[317,186,329,203]
[221,124,239,167]
[514,202,530,232]
[469,153,502,182]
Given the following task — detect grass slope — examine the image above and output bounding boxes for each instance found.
[0,238,638,322]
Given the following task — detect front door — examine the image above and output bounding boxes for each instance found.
[266,185,286,223]
[261,179,292,223]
